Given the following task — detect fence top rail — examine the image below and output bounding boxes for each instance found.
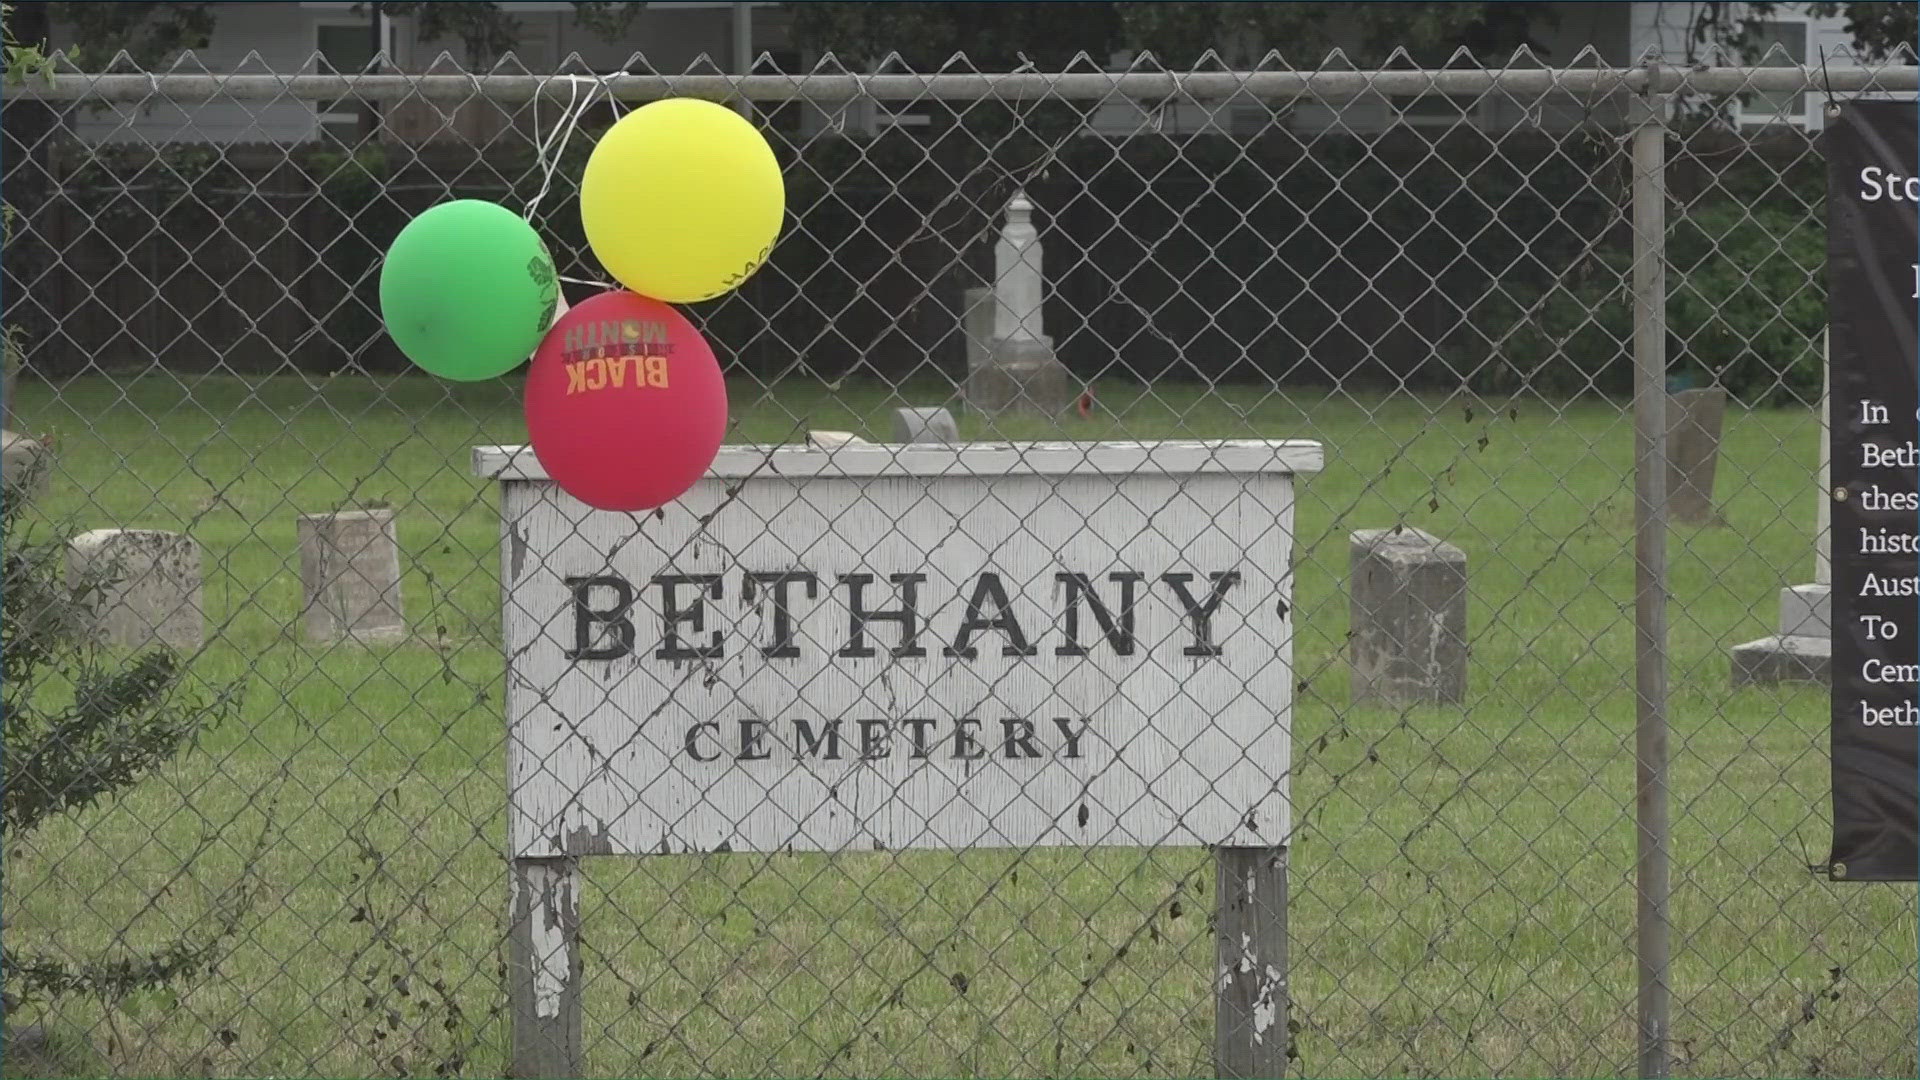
[473,440,1327,482]
[10,65,1917,104]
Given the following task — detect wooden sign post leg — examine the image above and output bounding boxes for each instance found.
[1213,845,1290,1079]
[508,856,584,1079]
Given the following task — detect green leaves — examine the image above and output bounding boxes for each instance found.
[0,438,256,1009]
[0,2,56,86]
[43,2,215,73]
[1804,1,1920,61]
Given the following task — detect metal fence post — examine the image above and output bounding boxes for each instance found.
[1629,86,1673,1080]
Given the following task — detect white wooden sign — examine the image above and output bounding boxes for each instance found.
[475,439,1322,860]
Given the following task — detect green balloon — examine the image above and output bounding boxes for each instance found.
[379,200,560,381]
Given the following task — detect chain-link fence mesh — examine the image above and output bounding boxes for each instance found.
[3,47,1917,1079]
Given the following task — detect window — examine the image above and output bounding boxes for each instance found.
[869,54,934,133]
[1739,20,1810,126]
[1396,92,1486,129]
[314,19,386,141]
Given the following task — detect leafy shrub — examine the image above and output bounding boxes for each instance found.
[0,487,267,1013]
[1459,201,1825,405]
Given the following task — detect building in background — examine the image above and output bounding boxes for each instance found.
[44,0,1902,146]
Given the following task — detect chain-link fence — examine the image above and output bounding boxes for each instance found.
[3,49,1917,1080]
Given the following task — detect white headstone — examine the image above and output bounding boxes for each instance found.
[993,191,1045,345]
[969,192,1071,417]
[1729,330,1834,685]
[891,407,959,444]
[806,431,867,450]
[67,529,204,651]
[1,429,50,499]
[298,508,407,644]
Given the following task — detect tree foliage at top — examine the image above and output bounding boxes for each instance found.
[19,0,652,70]
[1682,1,1917,64]
[376,0,651,66]
[24,0,1916,75]
[1803,1,1917,59]
[33,1,213,71]
[789,0,1917,71]
[787,1,1564,71]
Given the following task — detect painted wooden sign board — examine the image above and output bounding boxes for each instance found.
[474,439,1323,861]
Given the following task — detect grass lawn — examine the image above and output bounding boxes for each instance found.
[3,373,1912,1079]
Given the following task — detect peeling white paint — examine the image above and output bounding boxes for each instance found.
[1252,995,1275,1041]
[518,865,572,1020]
[1252,963,1285,1040]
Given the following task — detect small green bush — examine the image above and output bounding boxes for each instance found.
[1460,201,1825,405]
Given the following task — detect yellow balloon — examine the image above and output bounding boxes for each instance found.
[580,98,785,304]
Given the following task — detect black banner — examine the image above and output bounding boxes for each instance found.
[1825,99,1918,882]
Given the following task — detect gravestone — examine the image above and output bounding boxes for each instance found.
[1666,386,1726,525]
[891,407,959,444]
[806,431,867,450]
[1,429,50,499]
[298,507,407,644]
[1731,340,1831,686]
[1349,526,1469,705]
[965,191,1072,418]
[66,529,204,651]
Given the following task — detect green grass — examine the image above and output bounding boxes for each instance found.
[4,373,1912,1079]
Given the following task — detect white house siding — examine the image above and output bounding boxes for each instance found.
[392,2,833,139]
[51,2,381,145]
[54,1,794,145]
[1085,2,1635,138]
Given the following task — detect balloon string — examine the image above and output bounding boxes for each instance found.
[526,74,599,224]
[529,72,636,297]
[528,75,578,206]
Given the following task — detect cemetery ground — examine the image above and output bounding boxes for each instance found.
[4,373,1912,1080]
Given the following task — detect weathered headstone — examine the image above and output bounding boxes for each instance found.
[1666,386,1726,525]
[1,429,50,499]
[966,191,1073,418]
[891,407,959,444]
[1349,526,1469,705]
[806,431,868,450]
[298,507,407,644]
[1731,337,1831,686]
[66,529,204,651]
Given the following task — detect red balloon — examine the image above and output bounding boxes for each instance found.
[524,290,728,512]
